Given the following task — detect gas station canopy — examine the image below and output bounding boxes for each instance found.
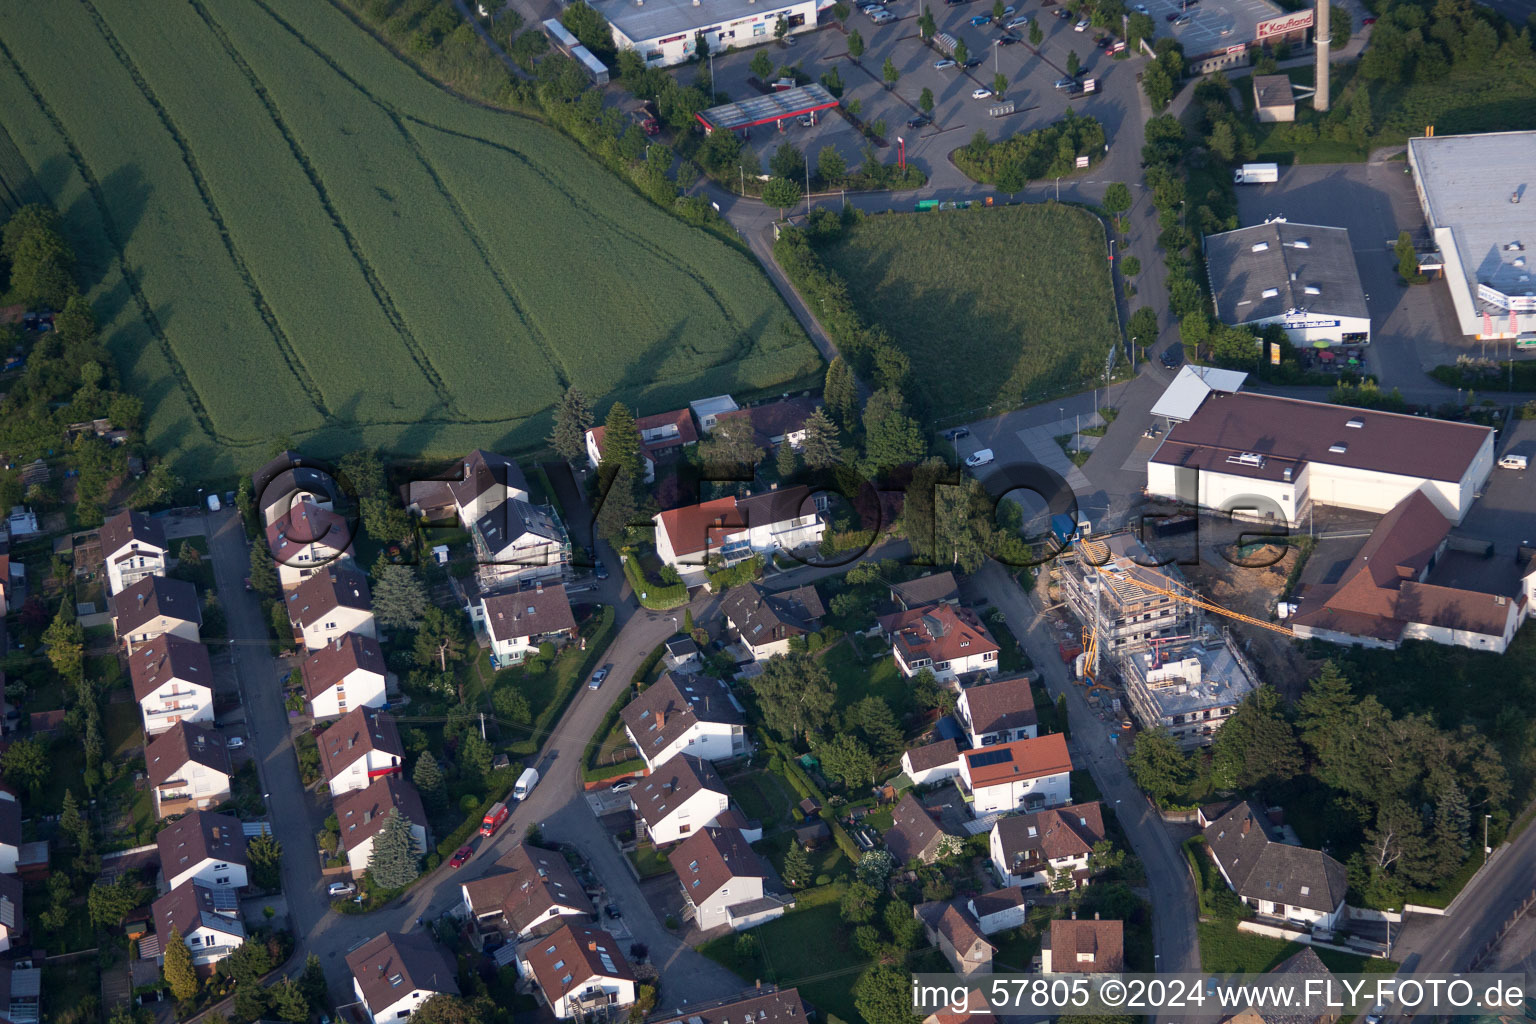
[695,83,839,133]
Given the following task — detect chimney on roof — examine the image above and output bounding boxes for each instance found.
[1514,191,1522,205]
[656,711,665,729]
[1241,816,1252,835]
[588,940,598,951]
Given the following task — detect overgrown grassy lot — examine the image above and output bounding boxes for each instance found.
[819,204,1120,420]
[0,0,821,479]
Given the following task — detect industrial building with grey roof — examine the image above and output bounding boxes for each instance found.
[1205,218,1370,346]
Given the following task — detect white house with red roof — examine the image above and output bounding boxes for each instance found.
[989,802,1106,888]
[266,498,355,591]
[302,633,388,719]
[129,635,215,736]
[318,707,405,797]
[879,605,999,682]
[146,723,232,819]
[285,566,375,652]
[586,409,698,483]
[334,776,428,875]
[959,735,1072,817]
[519,921,637,1019]
[652,488,825,586]
[100,509,168,597]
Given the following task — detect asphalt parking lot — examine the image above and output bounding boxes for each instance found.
[1234,161,1469,394]
[1448,415,1536,559]
[1148,0,1278,54]
[695,0,1134,186]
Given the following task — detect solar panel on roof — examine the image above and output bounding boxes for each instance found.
[968,748,1014,769]
[210,888,238,911]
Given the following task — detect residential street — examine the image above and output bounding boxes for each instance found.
[972,560,1202,994]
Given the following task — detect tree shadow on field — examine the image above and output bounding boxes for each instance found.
[64,161,151,296]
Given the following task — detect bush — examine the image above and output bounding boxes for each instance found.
[631,642,668,687]
[622,552,688,609]
[706,554,763,592]
[954,114,1108,186]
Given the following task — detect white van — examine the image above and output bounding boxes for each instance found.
[206,494,221,512]
[964,448,995,468]
[1500,454,1528,470]
[513,766,539,801]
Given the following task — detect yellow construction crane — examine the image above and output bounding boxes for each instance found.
[1133,576,1296,638]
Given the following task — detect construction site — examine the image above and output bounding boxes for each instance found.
[1045,523,1289,745]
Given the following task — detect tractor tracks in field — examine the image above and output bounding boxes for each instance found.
[244,0,573,394]
[186,0,461,420]
[74,0,334,424]
[0,32,239,448]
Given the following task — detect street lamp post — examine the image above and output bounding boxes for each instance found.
[1485,813,1492,855]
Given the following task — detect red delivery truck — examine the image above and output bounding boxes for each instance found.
[480,801,509,838]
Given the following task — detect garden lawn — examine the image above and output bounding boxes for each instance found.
[728,769,798,828]
[0,0,821,479]
[822,639,913,716]
[819,204,1119,421]
[104,699,143,758]
[1197,921,1303,973]
[628,843,672,880]
[700,898,867,1022]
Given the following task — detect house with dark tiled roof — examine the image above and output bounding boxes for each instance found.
[266,499,355,591]
[1227,947,1340,1024]
[715,396,823,450]
[586,409,698,484]
[1040,914,1123,974]
[989,802,1106,889]
[879,604,998,683]
[720,583,826,661]
[480,583,577,669]
[622,673,747,771]
[916,902,994,976]
[318,706,404,797]
[334,776,428,875]
[302,633,387,720]
[450,450,531,527]
[145,723,232,819]
[1203,801,1348,928]
[470,496,569,591]
[670,825,790,932]
[629,754,730,846]
[157,810,248,890]
[885,793,951,866]
[664,636,702,674]
[519,921,636,1019]
[459,842,591,940]
[129,634,214,736]
[113,576,202,652]
[647,985,809,1024]
[959,735,1072,817]
[147,881,244,967]
[100,509,167,597]
[891,572,960,611]
[901,738,961,786]
[285,566,375,652]
[253,451,341,528]
[346,931,459,1024]
[957,675,1038,749]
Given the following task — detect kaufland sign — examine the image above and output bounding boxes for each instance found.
[1256,9,1314,37]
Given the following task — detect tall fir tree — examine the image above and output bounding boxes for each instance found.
[368,808,421,890]
[163,928,200,1002]
[600,402,644,477]
[550,387,594,465]
[824,358,857,428]
[799,408,845,469]
[413,752,447,814]
[371,562,428,631]
[782,841,812,887]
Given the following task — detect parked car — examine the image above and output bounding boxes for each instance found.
[450,846,474,868]
[611,779,637,793]
[594,560,608,580]
[1500,454,1528,470]
[971,86,993,98]
[1054,76,1075,89]
[1006,14,1030,26]
[964,448,996,468]
[906,114,931,127]
[227,736,245,750]
[1002,4,1016,13]
[962,57,982,67]
[970,13,992,24]
[944,426,971,440]
[1165,10,1180,19]
[797,114,814,127]
[933,57,957,68]
[1173,14,1191,24]
[588,664,612,690]
[1075,16,1090,29]
[1161,346,1183,368]
[328,882,356,898]
[605,903,622,919]
[1133,3,1149,11]
[1097,35,1113,48]
[997,34,1019,43]
[1054,7,1071,17]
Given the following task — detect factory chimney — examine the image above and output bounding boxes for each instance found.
[1314,3,1330,112]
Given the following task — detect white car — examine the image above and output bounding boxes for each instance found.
[1133,3,1148,11]
[1500,454,1528,470]
[933,58,957,68]
[227,736,245,750]
[328,882,356,897]
[1075,17,1091,29]
[971,87,993,99]
[1006,15,1030,26]
[965,448,996,468]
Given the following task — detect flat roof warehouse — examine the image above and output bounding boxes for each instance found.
[594,0,817,59]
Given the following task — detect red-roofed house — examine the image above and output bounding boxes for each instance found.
[989,802,1106,888]
[879,605,998,682]
[266,499,355,591]
[652,489,825,586]
[334,776,428,875]
[586,409,698,483]
[129,635,215,736]
[916,902,995,976]
[1040,915,1124,974]
[959,735,1072,817]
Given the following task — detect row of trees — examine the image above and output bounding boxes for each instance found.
[953,112,1108,192]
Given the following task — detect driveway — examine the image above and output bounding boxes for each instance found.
[971,559,1201,999]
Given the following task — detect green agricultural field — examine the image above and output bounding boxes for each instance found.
[0,0,821,479]
[820,204,1120,420]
